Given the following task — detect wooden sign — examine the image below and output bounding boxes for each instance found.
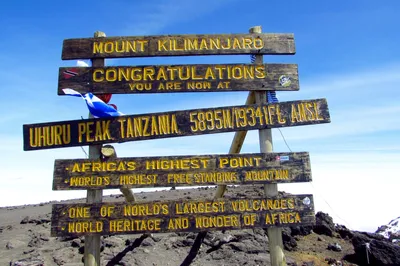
[51,195,315,237]
[53,152,311,190]
[23,99,330,151]
[58,63,299,95]
[62,33,295,60]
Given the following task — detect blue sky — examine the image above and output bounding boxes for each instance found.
[0,0,399,233]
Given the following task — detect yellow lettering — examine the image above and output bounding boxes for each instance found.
[93,69,104,82]
[93,42,103,54]
[68,207,90,218]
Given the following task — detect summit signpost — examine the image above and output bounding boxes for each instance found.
[22,27,331,266]
[52,152,312,190]
[61,33,295,59]
[23,99,329,151]
[51,195,315,238]
[58,63,299,95]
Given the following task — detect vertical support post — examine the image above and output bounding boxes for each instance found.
[250,25,286,266]
[84,30,106,266]
[101,145,136,203]
[214,92,255,198]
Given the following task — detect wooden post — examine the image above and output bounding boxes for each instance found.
[84,30,106,266]
[251,25,286,266]
[214,92,255,198]
[101,145,136,203]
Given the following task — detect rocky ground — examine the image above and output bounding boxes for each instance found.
[1,185,399,266]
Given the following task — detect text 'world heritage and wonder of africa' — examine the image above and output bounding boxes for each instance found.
[51,195,315,237]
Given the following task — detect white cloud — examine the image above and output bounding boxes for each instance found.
[76,60,90,67]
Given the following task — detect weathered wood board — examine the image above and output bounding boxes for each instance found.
[53,152,311,190]
[51,195,315,237]
[62,33,295,60]
[58,64,299,95]
[23,99,330,151]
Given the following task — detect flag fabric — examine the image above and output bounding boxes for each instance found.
[250,54,279,103]
[62,88,124,118]
[63,68,78,79]
[267,90,279,103]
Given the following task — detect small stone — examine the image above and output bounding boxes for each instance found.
[71,239,81,248]
[229,242,248,252]
[40,235,49,241]
[142,238,155,247]
[325,257,337,264]
[151,235,162,242]
[143,248,150,253]
[6,242,13,249]
[20,216,30,224]
[327,243,342,252]
[317,236,324,241]
[78,246,85,254]
[23,249,35,254]
[182,238,194,246]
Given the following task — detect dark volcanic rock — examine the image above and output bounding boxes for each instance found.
[336,224,354,239]
[71,239,81,248]
[20,215,50,225]
[20,216,30,224]
[360,231,386,241]
[290,225,313,236]
[103,236,124,248]
[327,243,342,252]
[282,228,297,251]
[313,212,335,237]
[344,232,400,265]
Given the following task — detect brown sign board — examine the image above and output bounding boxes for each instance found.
[51,195,314,237]
[62,33,295,60]
[23,99,330,151]
[58,63,299,95]
[53,152,311,190]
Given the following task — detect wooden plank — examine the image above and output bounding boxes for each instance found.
[58,64,299,95]
[52,152,312,190]
[23,98,330,151]
[61,33,295,60]
[51,194,315,237]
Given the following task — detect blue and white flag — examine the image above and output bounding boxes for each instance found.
[267,91,279,103]
[62,88,124,118]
